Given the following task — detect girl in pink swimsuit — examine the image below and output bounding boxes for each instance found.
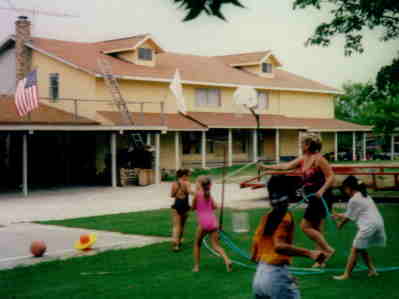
[192,176,232,272]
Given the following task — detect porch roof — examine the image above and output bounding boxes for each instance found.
[97,111,207,131]
[0,96,98,125]
[186,112,371,132]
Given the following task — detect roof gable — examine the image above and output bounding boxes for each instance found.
[95,34,164,54]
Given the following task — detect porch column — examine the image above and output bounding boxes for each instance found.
[298,131,303,156]
[363,132,367,161]
[22,134,28,197]
[201,131,206,169]
[175,132,180,170]
[228,129,233,167]
[155,133,161,184]
[334,132,338,161]
[275,129,280,163]
[252,129,258,162]
[146,133,151,146]
[352,132,356,161]
[391,134,395,161]
[111,132,117,188]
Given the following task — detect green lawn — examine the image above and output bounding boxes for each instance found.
[1,206,399,299]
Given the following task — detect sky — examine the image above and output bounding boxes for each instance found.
[0,0,398,89]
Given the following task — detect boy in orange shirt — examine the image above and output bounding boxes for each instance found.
[252,175,327,299]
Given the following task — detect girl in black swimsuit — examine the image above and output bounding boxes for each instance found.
[170,169,194,251]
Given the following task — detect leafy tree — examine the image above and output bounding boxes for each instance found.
[367,84,399,135]
[172,0,399,55]
[335,82,374,125]
[376,55,399,91]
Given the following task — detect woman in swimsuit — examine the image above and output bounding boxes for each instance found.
[258,133,335,267]
[170,169,194,251]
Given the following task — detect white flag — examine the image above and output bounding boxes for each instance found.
[169,69,187,115]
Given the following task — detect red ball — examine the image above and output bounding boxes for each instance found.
[30,240,46,257]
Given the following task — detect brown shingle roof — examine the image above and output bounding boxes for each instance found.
[97,111,207,130]
[26,37,340,94]
[215,51,271,65]
[95,35,149,53]
[187,112,370,131]
[0,95,98,125]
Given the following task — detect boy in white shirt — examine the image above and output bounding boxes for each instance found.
[333,176,386,280]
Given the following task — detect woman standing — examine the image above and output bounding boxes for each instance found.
[258,133,335,267]
[170,169,194,251]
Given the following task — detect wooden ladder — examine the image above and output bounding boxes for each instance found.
[97,57,145,149]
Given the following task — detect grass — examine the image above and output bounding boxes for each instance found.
[1,205,398,299]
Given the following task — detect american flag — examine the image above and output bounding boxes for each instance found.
[15,70,39,117]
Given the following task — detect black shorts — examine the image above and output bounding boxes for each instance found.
[171,198,190,216]
[303,187,333,223]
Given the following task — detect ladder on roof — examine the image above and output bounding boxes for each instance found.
[97,57,145,149]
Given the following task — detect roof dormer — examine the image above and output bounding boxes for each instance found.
[97,34,164,67]
[216,51,283,78]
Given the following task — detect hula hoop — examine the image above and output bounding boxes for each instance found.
[209,191,399,275]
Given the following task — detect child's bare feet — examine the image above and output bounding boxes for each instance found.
[368,270,379,277]
[172,244,180,252]
[333,274,350,280]
[313,249,335,268]
[192,266,199,272]
[226,262,233,272]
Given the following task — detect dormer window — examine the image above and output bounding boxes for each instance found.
[138,48,153,61]
[262,63,272,73]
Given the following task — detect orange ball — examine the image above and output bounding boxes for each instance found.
[30,240,46,257]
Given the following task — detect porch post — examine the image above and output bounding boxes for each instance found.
[155,133,161,184]
[298,131,303,156]
[111,132,117,188]
[175,131,180,170]
[22,133,28,197]
[228,129,233,167]
[352,132,356,161]
[201,131,206,169]
[252,129,258,162]
[363,132,367,161]
[275,129,280,163]
[334,132,338,161]
[391,134,395,161]
[146,133,151,146]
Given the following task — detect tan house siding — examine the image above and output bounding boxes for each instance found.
[321,132,334,154]
[160,132,176,170]
[280,130,299,157]
[279,91,334,119]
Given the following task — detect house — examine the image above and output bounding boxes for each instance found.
[0,16,371,194]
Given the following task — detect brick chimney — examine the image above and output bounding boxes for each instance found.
[15,16,32,83]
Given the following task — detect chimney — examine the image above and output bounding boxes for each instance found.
[15,16,32,83]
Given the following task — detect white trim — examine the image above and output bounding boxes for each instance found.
[260,52,283,67]
[229,61,262,67]
[22,134,28,197]
[201,131,206,169]
[101,74,343,95]
[308,128,371,132]
[102,35,165,54]
[252,129,258,162]
[111,133,117,188]
[334,132,338,161]
[228,129,233,167]
[207,125,308,129]
[0,125,168,131]
[155,133,161,184]
[275,128,280,163]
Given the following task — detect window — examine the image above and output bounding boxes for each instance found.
[195,88,221,107]
[182,132,201,154]
[257,91,269,110]
[49,73,59,100]
[262,63,272,73]
[138,48,153,61]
